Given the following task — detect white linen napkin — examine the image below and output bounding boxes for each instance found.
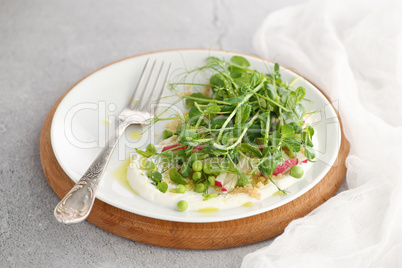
[242,0,402,267]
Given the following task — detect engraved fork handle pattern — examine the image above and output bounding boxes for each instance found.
[54,121,130,224]
[53,59,171,224]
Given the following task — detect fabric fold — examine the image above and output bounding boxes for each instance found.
[243,0,402,266]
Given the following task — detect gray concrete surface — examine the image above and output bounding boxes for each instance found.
[0,0,347,267]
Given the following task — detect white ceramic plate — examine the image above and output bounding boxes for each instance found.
[51,49,341,223]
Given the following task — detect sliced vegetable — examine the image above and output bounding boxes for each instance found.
[162,144,188,152]
[272,158,299,176]
[134,55,315,198]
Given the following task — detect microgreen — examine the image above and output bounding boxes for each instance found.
[137,56,315,194]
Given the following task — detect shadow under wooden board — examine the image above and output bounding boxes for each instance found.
[40,57,349,250]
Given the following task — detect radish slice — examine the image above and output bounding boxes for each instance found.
[161,144,188,152]
[215,173,238,190]
[215,180,223,187]
[273,158,299,175]
[214,173,226,187]
[193,145,205,150]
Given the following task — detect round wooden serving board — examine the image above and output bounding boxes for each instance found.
[40,53,349,249]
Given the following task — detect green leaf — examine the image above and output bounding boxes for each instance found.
[144,161,156,171]
[234,76,252,87]
[294,103,305,119]
[260,111,270,144]
[228,65,246,78]
[220,105,235,113]
[236,173,250,187]
[239,143,262,158]
[235,103,251,125]
[274,63,280,73]
[189,106,201,119]
[304,145,316,160]
[156,181,168,193]
[222,132,232,145]
[231,56,250,67]
[271,131,282,149]
[233,124,244,137]
[250,72,262,87]
[178,129,199,143]
[278,87,290,103]
[266,83,277,100]
[185,92,211,107]
[302,132,314,147]
[226,96,245,104]
[296,87,306,102]
[206,56,222,65]
[210,73,228,89]
[258,151,283,177]
[308,126,315,137]
[285,91,297,110]
[149,171,162,183]
[135,148,153,158]
[205,103,221,114]
[281,125,295,138]
[245,124,261,140]
[210,117,227,129]
[282,138,301,152]
[282,111,299,125]
[229,147,239,164]
[188,153,208,166]
[202,193,219,201]
[288,122,302,133]
[169,168,188,185]
[302,126,315,147]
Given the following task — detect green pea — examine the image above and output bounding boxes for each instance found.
[180,164,191,178]
[146,143,157,154]
[203,162,212,174]
[194,183,206,193]
[177,200,188,212]
[192,171,202,182]
[207,176,215,186]
[192,160,203,172]
[290,165,304,178]
[162,129,173,139]
[176,184,186,194]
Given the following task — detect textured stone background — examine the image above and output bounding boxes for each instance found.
[0,0,343,267]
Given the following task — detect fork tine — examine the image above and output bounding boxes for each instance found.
[133,60,157,110]
[154,62,172,106]
[128,58,150,110]
[140,61,166,111]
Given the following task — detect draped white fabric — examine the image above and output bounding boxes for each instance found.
[243,0,402,266]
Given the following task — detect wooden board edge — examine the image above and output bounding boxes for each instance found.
[40,51,350,249]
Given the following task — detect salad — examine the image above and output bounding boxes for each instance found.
[130,56,315,212]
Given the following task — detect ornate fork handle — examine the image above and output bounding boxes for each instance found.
[54,121,131,224]
[54,59,171,224]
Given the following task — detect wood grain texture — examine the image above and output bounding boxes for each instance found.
[40,51,349,249]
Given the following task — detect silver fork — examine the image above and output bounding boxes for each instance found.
[54,59,171,224]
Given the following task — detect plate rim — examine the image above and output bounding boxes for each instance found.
[49,48,342,223]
